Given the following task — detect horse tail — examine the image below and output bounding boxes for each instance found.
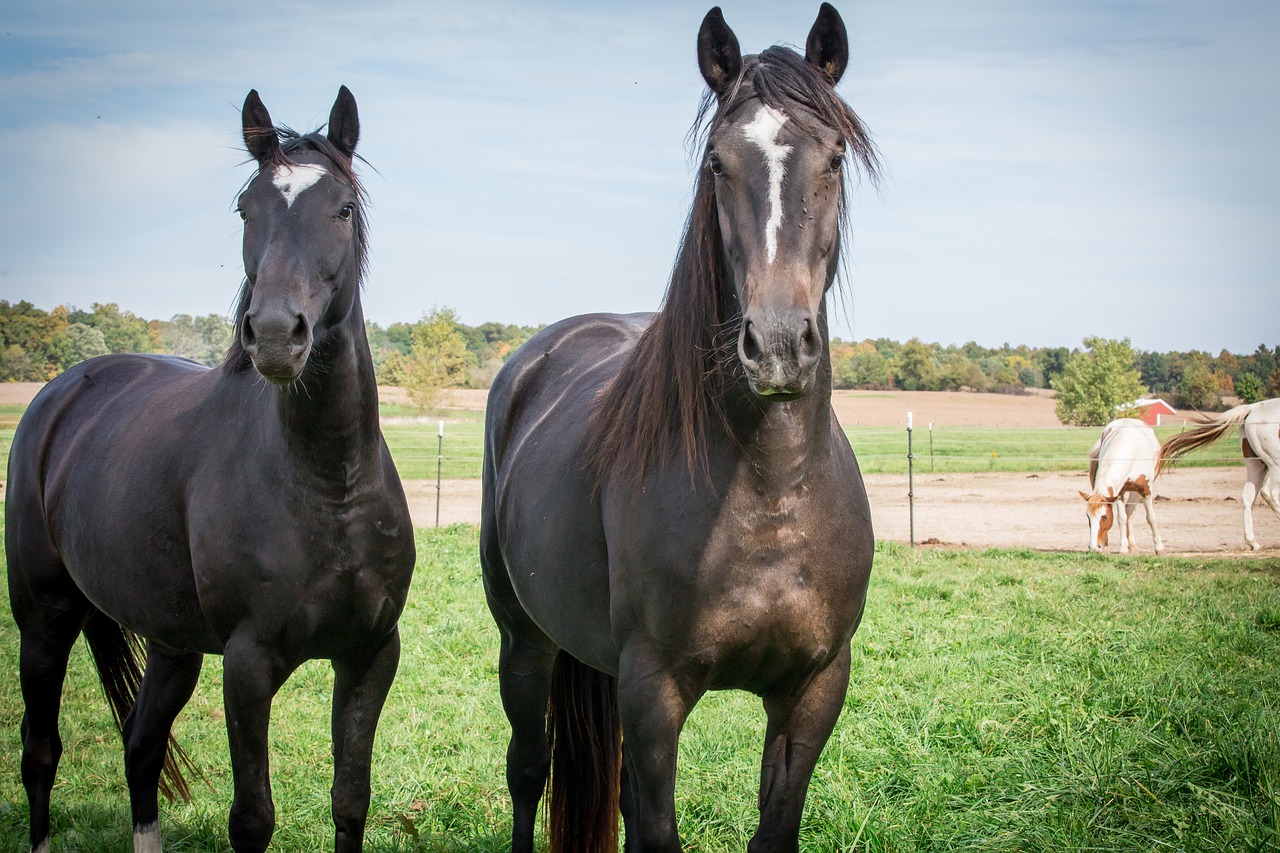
[1156,403,1255,475]
[81,612,198,802]
[547,650,621,853]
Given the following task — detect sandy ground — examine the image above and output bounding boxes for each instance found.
[405,467,1280,557]
[8,382,1273,555]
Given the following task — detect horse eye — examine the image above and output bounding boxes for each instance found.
[236,208,247,221]
[830,154,844,173]
[337,204,354,222]
[708,153,723,176]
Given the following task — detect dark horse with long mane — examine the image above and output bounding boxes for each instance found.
[481,6,877,851]
[5,87,415,853]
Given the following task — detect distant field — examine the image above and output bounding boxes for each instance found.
[0,389,1239,484]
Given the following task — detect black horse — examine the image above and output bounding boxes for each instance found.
[481,5,878,852]
[5,87,415,853]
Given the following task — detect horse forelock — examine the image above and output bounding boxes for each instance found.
[587,45,878,487]
[222,127,369,373]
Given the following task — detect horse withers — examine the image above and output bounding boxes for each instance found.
[5,88,414,853]
[1157,397,1280,550]
[1079,418,1165,554]
[481,5,878,852]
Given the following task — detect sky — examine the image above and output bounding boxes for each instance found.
[2,0,1277,354]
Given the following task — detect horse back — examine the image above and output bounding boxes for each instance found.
[482,313,650,671]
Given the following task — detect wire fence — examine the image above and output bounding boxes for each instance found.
[389,416,1275,555]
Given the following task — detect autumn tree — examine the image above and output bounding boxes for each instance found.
[397,307,469,411]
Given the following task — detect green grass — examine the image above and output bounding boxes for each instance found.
[0,522,1276,851]
[0,398,1242,484]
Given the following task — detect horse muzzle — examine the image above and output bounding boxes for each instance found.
[241,310,312,384]
[737,312,820,399]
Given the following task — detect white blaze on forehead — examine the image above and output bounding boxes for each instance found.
[272,163,327,208]
[741,104,792,264]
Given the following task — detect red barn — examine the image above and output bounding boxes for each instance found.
[1118,397,1179,426]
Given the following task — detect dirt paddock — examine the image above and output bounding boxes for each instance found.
[406,467,1280,557]
[409,388,1278,555]
[5,383,1276,556]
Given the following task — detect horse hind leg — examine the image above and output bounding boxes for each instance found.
[7,521,90,853]
[119,641,204,853]
[1241,450,1267,551]
[751,646,851,853]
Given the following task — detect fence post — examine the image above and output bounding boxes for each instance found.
[907,411,915,548]
[928,421,934,473]
[435,420,443,528]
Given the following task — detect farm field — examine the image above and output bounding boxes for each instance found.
[0,524,1275,850]
[3,384,1272,554]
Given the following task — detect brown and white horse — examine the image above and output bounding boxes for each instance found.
[1158,397,1280,550]
[1079,418,1166,554]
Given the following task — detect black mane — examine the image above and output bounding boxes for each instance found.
[587,44,879,486]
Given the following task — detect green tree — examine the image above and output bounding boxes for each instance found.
[49,322,109,372]
[1236,372,1263,404]
[895,338,940,391]
[1174,354,1219,411]
[400,307,469,411]
[1051,336,1148,426]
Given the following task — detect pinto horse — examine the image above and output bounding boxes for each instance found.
[1157,398,1280,550]
[481,5,878,851]
[5,88,415,853]
[1079,418,1166,555]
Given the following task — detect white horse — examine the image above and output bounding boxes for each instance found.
[1157,397,1280,550]
[1079,418,1166,554]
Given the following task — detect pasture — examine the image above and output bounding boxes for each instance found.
[0,522,1275,850]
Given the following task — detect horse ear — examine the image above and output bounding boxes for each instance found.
[327,85,360,158]
[697,7,742,98]
[805,2,849,85]
[242,90,278,164]
[1078,490,1090,501]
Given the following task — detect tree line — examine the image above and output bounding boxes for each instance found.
[4,300,1277,424]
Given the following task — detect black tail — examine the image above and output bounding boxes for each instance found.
[81,613,199,802]
[547,651,622,853]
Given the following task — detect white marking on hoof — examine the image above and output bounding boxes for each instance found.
[272,163,327,208]
[31,838,51,853]
[741,105,792,264]
[133,821,163,853]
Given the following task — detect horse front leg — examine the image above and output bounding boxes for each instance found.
[617,646,701,853]
[1114,497,1133,553]
[222,637,294,853]
[330,627,401,853]
[750,645,851,853]
[124,644,204,853]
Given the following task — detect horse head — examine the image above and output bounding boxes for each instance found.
[235,86,365,384]
[697,3,869,400]
[1079,487,1117,551]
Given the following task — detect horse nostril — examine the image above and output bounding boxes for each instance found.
[741,320,762,365]
[289,315,309,350]
[241,316,258,352]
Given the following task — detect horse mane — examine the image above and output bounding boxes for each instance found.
[586,45,880,487]
[222,127,369,373]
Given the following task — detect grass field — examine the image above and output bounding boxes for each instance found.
[0,521,1276,851]
[0,399,1242,483]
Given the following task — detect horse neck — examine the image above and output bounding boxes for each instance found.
[719,310,836,489]
[272,300,383,470]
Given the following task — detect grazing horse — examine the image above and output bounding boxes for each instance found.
[5,87,415,853]
[1079,418,1165,555]
[1157,397,1280,550]
[481,5,878,852]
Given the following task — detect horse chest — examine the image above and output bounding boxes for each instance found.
[639,487,867,692]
